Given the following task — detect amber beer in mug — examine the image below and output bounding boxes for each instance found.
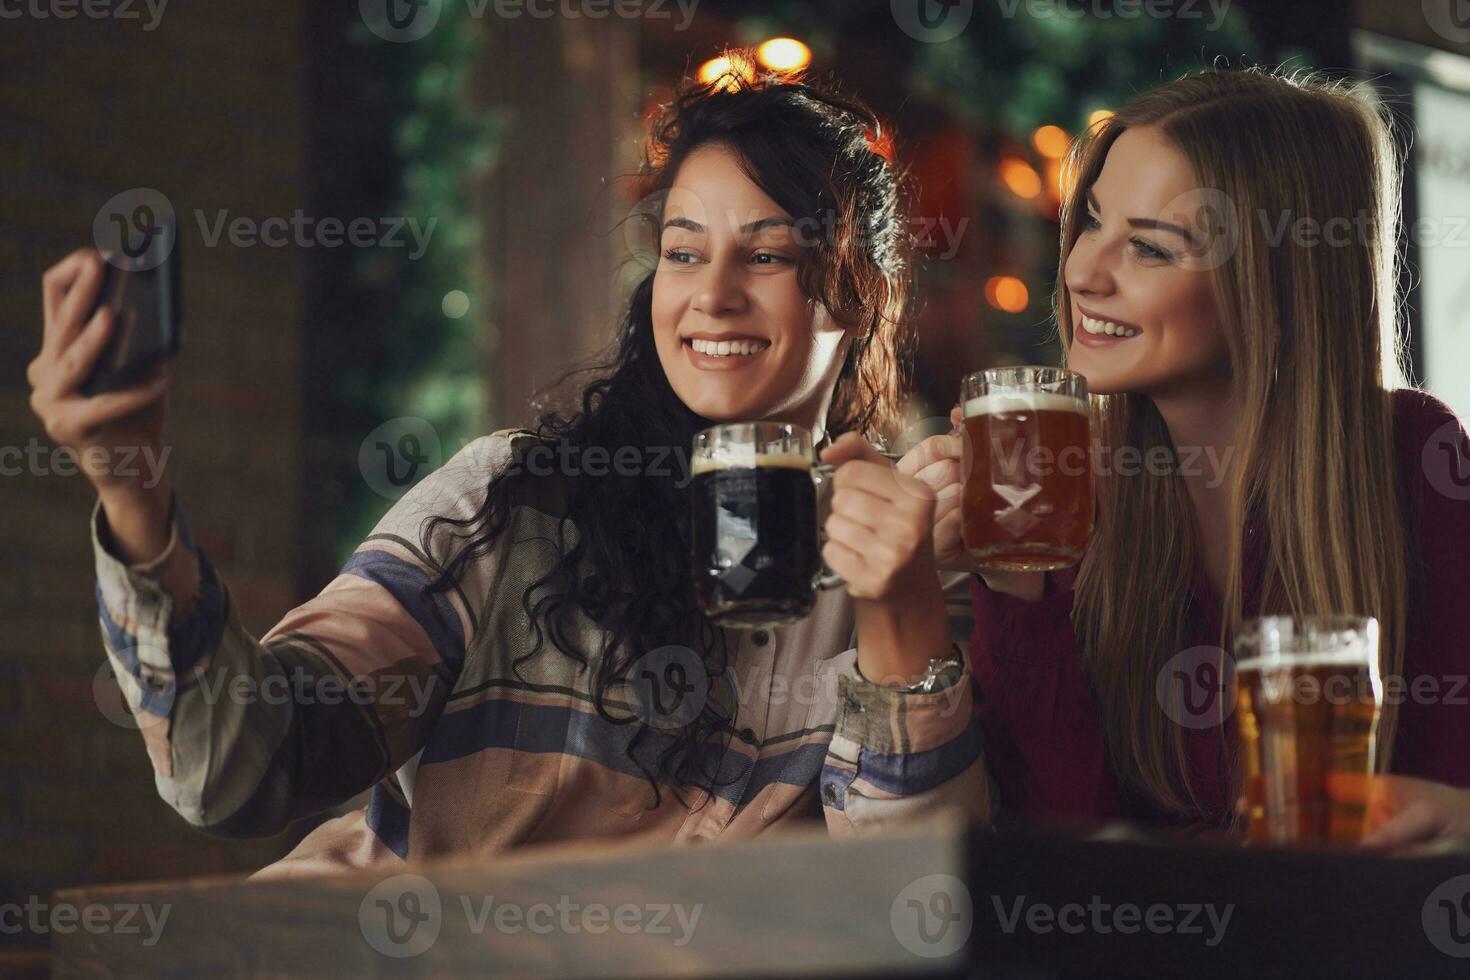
[1234,616,1383,846]
[960,366,1092,571]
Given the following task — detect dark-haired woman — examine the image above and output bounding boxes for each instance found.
[29,72,989,876]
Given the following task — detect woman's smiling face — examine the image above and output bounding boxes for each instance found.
[652,143,852,428]
[1063,125,1230,400]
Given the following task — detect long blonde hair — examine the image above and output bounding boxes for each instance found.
[1057,68,1412,818]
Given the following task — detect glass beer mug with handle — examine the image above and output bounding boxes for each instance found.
[960,366,1094,571]
[690,421,843,629]
[1234,615,1385,846]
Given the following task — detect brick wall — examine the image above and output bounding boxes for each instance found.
[0,3,316,951]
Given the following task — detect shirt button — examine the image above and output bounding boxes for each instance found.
[738,727,758,745]
[751,629,770,647]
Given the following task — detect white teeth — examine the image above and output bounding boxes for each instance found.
[689,337,770,357]
[1081,315,1139,338]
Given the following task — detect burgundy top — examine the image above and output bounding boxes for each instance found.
[967,388,1470,832]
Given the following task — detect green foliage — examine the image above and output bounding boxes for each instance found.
[337,7,502,563]
[898,0,1260,137]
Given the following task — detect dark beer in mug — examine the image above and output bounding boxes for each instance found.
[690,423,839,628]
[1234,616,1383,846]
[961,367,1093,571]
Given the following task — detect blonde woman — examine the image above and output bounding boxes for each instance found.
[907,68,1470,845]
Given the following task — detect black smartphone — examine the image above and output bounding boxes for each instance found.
[79,216,182,397]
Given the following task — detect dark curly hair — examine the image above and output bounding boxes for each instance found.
[417,64,915,809]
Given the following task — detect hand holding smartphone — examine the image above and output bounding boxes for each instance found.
[80,210,182,396]
[29,196,182,558]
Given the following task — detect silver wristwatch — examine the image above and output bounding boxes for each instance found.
[897,644,966,694]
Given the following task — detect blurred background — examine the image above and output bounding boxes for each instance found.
[2,0,1468,957]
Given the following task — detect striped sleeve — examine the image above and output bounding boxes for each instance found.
[819,571,992,835]
[90,433,514,837]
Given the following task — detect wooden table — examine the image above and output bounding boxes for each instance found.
[48,816,1470,977]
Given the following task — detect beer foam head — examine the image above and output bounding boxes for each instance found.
[1236,649,1375,674]
[963,392,1087,418]
[692,450,813,476]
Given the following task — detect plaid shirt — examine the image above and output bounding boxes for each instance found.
[92,430,989,878]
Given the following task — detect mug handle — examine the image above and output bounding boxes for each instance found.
[811,462,844,591]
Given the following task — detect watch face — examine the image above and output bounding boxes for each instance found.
[905,651,964,693]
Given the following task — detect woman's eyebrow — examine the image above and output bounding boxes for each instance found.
[663,215,705,234]
[1086,188,1198,247]
[740,216,795,234]
[661,215,795,235]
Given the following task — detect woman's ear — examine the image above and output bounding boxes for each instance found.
[812,301,861,339]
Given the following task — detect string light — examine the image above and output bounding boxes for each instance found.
[1031,125,1070,159]
[697,54,755,92]
[1000,158,1043,199]
[441,290,470,319]
[756,37,811,73]
[985,276,1029,314]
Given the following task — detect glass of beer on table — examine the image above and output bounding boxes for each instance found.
[960,366,1093,571]
[1234,616,1384,846]
[690,421,842,628]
